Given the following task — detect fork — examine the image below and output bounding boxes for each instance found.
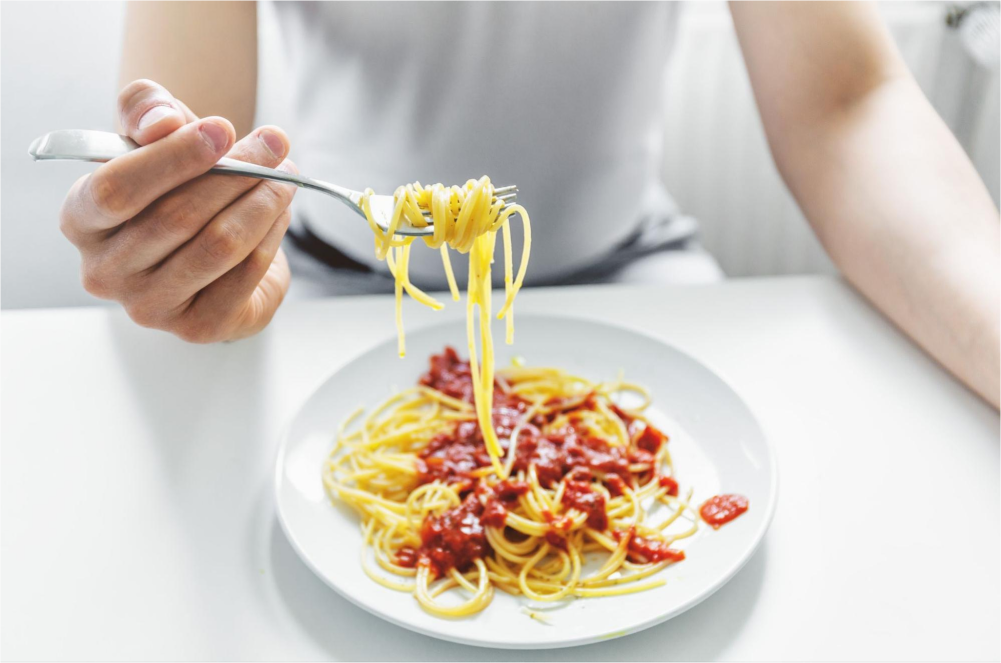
[28,129,518,237]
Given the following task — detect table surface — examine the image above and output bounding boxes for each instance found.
[2,275,998,661]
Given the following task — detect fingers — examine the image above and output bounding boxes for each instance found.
[189,125,291,207]
[176,210,292,343]
[149,159,298,303]
[107,126,291,272]
[60,78,294,344]
[232,246,291,340]
[62,117,235,238]
[173,98,201,124]
[58,108,295,345]
[118,79,190,145]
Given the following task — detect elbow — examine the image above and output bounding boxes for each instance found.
[761,71,914,188]
[758,115,852,266]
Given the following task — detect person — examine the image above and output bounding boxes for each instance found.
[57,2,999,408]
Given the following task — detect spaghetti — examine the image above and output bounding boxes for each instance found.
[360,176,530,475]
[333,178,747,617]
[323,348,704,617]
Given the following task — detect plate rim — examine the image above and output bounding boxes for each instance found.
[274,313,779,650]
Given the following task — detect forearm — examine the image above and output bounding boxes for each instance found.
[775,77,999,407]
[119,1,258,137]
[733,1,999,407]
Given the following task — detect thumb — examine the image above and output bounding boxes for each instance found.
[117,79,197,146]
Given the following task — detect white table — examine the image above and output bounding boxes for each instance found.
[2,276,998,661]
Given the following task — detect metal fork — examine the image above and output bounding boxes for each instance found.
[28,130,518,237]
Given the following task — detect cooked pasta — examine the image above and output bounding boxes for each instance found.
[327,179,747,618]
[360,176,530,474]
[323,349,701,617]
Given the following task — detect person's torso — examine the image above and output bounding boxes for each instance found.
[273,1,683,286]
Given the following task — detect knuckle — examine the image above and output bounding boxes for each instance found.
[272,178,297,207]
[256,183,284,210]
[245,246,275,275]
[59,214,75,242]
[174,316,224,344]
[80,268,105,298]
[173,195,204,228]
[80,259,116,298]
[59,207,81,243]
[254,180,296,214]
[60,175,97,241]
[273,208,293,235]
[59,206,76,240]
[199,222,245,264]
[147,194,204,243]
[125,302,160,329]
[87,170,132,220]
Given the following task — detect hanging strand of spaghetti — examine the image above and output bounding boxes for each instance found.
[360,176,532,469]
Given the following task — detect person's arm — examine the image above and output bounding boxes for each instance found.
[730,1,1000,408]
[119,1,257,137]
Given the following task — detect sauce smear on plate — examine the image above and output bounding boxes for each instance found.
[699,494,749,529]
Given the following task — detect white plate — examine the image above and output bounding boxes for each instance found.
[275,315,777,649]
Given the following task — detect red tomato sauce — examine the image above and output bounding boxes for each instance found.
[394,546,418,568]
[405,349,697,576]
[700,494,749,529]
[418,494,488,577]
[561,479,608,530]
[481,497,508,529]
[605,474,627,497]
[479,480,530,528]
[545,530,569,551]
[635,424,668,453]
[419,346,475,402]
[612,528,686,564]
[628,534,686,564]
[658,475,679,496]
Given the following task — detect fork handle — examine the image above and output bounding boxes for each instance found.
[27,129,351,198]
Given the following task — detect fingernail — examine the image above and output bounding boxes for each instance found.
[258,130,285,159]
[199,121,229,153]
[137,105,175,131]
[277,159,298,174]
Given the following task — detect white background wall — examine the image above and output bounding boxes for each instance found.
[1,1,126,309]
[1,1,998,309]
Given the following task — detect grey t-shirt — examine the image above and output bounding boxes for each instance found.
[272,1,695,288]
